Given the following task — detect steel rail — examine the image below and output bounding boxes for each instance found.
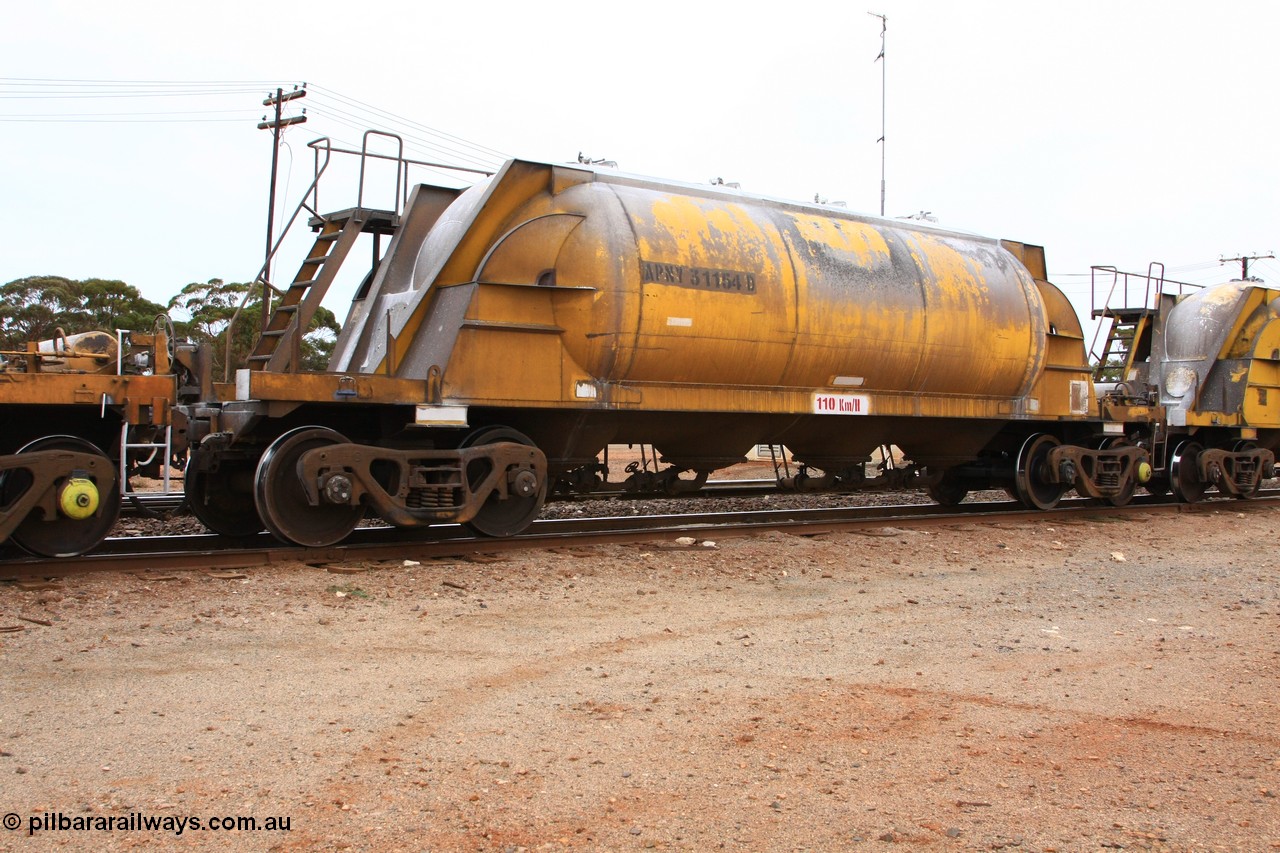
[4,493,1276,581]
[114,478,794,517]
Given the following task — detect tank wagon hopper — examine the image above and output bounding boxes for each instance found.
[0,326,193,556]
[185,143,1156,548]
[1089,265,1278,501]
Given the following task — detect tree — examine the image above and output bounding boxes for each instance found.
[78,278,171,333]
[167,278,340,379]
[0,276,167,353]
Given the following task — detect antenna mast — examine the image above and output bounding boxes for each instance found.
[869,12,887,217]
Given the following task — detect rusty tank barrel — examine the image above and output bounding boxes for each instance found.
[546,181,1046,397]
[352,162,1048,404]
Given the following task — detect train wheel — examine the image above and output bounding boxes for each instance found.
[184,445,265,537]
[1170,440,1206,503]
[4,436,120,558]
[1014,434,1066,510]
[255,427,363,547]
[925,470,968,506]
[460,426,547,538]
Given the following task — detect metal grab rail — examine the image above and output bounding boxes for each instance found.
[358,130,404,213]
[309,133,494,214]
[1090,262,1162,317]
[1087,263,1203,369]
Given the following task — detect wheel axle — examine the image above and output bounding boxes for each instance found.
[322,473,354,504]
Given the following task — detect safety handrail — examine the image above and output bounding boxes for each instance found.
[308,135,493,213]
[1090,262,1203,316]
[358,130,404,213]
[220,133,497,381]
[1088,263,1203,369]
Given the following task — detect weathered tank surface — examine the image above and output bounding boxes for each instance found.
[330,159,1091,469]
[1159,280,1280,429]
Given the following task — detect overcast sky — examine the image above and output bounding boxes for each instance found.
[4,0,1277,330]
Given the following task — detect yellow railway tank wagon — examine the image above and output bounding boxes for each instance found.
[1150,279,1280,500]
[198,159,1151,547]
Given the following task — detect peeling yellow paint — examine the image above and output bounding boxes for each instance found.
[791,215,890,263]
[394,161,1083,423]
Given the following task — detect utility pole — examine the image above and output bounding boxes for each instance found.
[257,85,307,331]
[1220,252,1274,280]
[869,12,887,217]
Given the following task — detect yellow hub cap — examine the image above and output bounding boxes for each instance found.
[1136,461,1153,484]
[58,477,100,520]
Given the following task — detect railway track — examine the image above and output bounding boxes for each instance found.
[114,478,792,518]
[5,492,1276,581]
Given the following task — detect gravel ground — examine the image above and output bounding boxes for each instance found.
[2,499,1278,852]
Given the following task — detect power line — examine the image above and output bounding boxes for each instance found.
[0,76,281,84]
[0,107,255,116]
[0,89,266,100]
[4,76,506,180]
[305,101,502,172]
[307,84,508,160]
[0,116,251,123]
[0,81,272,100]
[1165,260,1223,273]
[0,78,282,126]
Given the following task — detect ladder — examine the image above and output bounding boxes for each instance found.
[246,208,397,373]
[113,329,179,503]
[1091,309,1151,383]
[119,420,172,497]
[223,130,494,380]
